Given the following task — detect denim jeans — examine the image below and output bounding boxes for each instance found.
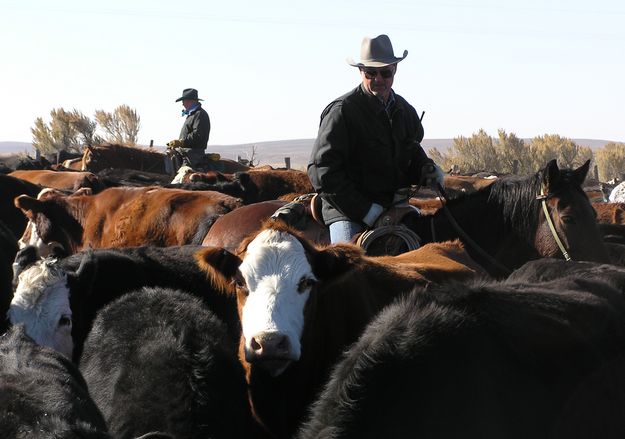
[329,220,364,244]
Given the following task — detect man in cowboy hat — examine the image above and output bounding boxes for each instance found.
[165,88,211,173]
[308,34,445,244]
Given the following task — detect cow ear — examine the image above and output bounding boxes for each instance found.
[571,159,590,186]
[195,247,241,279]
[310,244,364,282]
[67,250,98,295]
[14,195,41,220]
[72,187,92,197]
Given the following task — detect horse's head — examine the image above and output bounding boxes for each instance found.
[535,159,609,263]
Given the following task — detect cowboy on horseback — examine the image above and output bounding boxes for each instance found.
[307,34,445,245]
[165,88,211,174]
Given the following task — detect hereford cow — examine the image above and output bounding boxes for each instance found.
[297,271,625,439]
[0,173,42,239]
[0,325,110,437]
[80,287,264,439]
[195,219,487,438]
[9,169,106,193]
[9,245,241,363]
[14,186,243,255]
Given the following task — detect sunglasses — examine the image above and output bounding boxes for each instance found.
[361,68,395,79]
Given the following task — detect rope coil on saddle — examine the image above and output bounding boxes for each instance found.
[356,224,421,253]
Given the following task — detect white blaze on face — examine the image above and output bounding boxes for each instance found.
[239,229,317,362]
[9,260,73,358]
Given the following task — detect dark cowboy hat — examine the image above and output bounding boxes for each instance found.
[347,34,408,68]
[175,88,203,102]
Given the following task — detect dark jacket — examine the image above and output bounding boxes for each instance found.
[307,85,432,225]
[179,104,210,150]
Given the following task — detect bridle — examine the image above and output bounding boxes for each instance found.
[535,185,571,261]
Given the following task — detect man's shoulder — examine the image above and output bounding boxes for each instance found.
[321,86,364,116]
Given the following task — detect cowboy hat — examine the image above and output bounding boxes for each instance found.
[346,34,408,68]
[175,88,203,102]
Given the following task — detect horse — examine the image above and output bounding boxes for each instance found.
[203,160,609,277]
[81,143,251,175]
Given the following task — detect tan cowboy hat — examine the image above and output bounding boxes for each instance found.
[347,34,408,68]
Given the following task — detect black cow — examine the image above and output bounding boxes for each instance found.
[0,173,42,239]
[80,287,262,439]
[297,276,625,439]
[0,325,109,438]
[0,220,18,334]
[10,245,240,362]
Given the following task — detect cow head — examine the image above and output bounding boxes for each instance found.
[196,220,357,377]
[9,251,96,359]
[9,258,74,358]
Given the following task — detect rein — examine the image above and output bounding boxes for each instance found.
[430,183,512,276]
[536,185,571,261]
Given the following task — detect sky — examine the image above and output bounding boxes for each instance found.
[1,0,623,148]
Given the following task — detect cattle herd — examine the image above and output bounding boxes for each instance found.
[1,144,625,439]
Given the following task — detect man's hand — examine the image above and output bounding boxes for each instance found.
[421,163,445,190]
[166,139,184,149]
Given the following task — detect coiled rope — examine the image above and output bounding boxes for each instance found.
[356,224,421,254]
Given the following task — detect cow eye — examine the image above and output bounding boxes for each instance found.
[59,315,72,327]
[297,277,317,293]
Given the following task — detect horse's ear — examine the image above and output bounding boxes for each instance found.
[571,159,591,186]
[542,159,560,190]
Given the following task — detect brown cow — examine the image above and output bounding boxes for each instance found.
[195,219,487,438]
[593,202,625,225]
[184,168,314,204]
[9,169,105,193]
[15,186,243,255]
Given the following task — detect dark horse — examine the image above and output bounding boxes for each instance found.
[81,143,250,175]
[203,160,609,277]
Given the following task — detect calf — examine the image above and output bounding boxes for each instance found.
[9,245,240,362]
[15,185,243,255]
[196,219,487,438]
[80,287,261,439]
[0,325,109,437]
[0,173,42,239]
[298,270,625,439]
[9,169,105,193]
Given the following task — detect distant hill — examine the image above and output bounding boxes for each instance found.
[1,138,621,170]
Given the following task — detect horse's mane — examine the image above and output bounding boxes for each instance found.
[487,166,584,237]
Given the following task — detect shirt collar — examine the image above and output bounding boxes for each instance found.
[182,102,200,116]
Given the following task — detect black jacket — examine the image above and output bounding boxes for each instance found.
[179,104,210,150]
[307,85,432,225]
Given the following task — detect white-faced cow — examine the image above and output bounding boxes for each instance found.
[9,245,241,363]
[195,219,487,438]
[14,186,243,256]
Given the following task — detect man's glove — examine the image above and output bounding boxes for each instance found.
[421,163,446,190]
[166,139,184,149]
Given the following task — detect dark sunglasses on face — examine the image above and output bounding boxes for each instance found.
[362,68,394,79]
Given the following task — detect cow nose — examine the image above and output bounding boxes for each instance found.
[250,331,291,358]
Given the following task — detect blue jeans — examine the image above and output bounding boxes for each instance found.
[329,220,363,244]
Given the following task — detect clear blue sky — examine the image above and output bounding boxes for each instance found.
[1,0,623,147]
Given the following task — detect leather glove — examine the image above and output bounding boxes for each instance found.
[167,139,184,148]
[421,163,445,190]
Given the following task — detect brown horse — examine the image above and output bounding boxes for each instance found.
[203,160,609,277]
[81,143,251,175]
